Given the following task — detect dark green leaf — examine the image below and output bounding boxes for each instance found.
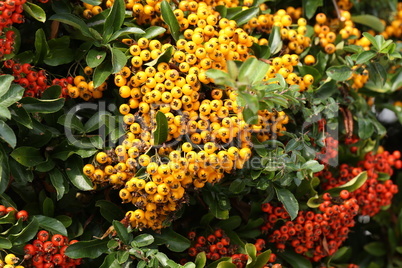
[268,26,282,55]
[275,187,298,220]
[104,0,125,39]
[19,97,65,114]
[364,242,387,257]
[0,83,25,108]
[326,65,352,81]
[153,111,168,145]
[355,50,377,65]
[225,7,243,19]
[23,2,46,22]
[110,47,127,74]
[99,253,120,268]
[34,215,68,236]
[9,158,33,184]
[0,106,11,120]
[109,27,145,42]
[0,74,14,99]
[314,79,337,100]
[95,200,125,223]
[10,217,39,245]
[0,237,12,249]
[10,146,45,167]
[10,104,31,128]
[65,239,109,259]
[49,13,95,40]
[358,118,374,139]
[113,220,131,245]
[42,197,54,217]
[57,114,85,133]
[277,249,312,268]
[34,28,49,64]
[303,0,323,19]
[160,0,180,41]
[231,7,259,26]
[298,65,322,83]
[42,85,62,99]
[132,234,155,247]
[352,15,385,33]
[93,59,113,88]
[144,46,173,67]
[153,227,191,252]
[65,155,94,191]
[138,26,166,39]
[0,120,16,148]
[229,179,245,194]
[55,215,72,228]
[49,169,66,200]
[86,48,107,68]
[44,48,75,66]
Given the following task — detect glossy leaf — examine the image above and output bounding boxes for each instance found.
[352,15,385,33]
[326,171,367,196]
[0,75,14,99]
[217,262,236,268]
[10,146,45,167]
[144,45,173,67]
[86,48,107,68]
[132,233,154,247]
[104,0,125,39]
[138,26,166,39]
[160,0,180,41]
[93,59,113,88]
[113,220,131,245]
[34,28,49,64]
[195,252,207,268]
[95,200,125,223]
[275,187,298,220]
[303,0,323,19]
[23,2,46,22]
[49,168,66,200]
[238,57,269,86]
[34,215,67,236]
[49,13,94,40]
[0,120,16,148]
[326,65,352,81]
[268,26,283,55]
[0,237,12,249]
[250,249,271,268]
[153,111,168,145]
[231,7,259,26]
[9,217,39,245]
[355,50,377,65]
[19,97,65,114]
[153,227,191,252]
[0,83,25,108]
[65,155,94,191]
[364,242,387,257]
[110,47,127,73]
[65,239,109,259]
[277,250,312,268]
[108,27,145,42]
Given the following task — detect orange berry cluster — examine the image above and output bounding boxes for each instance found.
[0,205,28,221]
[382,2,402,39]
[67,68,107,100]
[261,194,359,262]
[315,136,338,166]
[321,150,400,217]
[23,230,81,268]
[185,229,278,268]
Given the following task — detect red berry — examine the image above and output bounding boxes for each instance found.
[37,230,50,242]
[16,210,28,221]
[51,234,64,246]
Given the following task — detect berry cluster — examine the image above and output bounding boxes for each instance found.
[0,0,25,59]
[185,229,278,268]
[23,230,81,268]
[0,253,24,268]
[0,205,28,221]
[315,136,338,166]
[321,150,400,216]
[261,193,359,262]
[67,67,107,100]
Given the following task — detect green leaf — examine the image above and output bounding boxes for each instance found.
[57,114,85,133]
[110,47,127,73]
[138,26,166,40]
[195,252,207,268]
[49,13,95,40]
[10,217,39,245]
[100,253,120,268]
[364,242,387,257]
[217,262,236,268]
[0,83,25,108]
[42,197,54,217]
[303,0,323,19]
[0,120,16,148]
[153,111,168,145]
[19,97,65,114]
[0,237,12,249]
[277,250,312,268]
[229,179,245,194]
[9,158,34,184]
[65,239,109,259]
[132,234,155,247]
[113,220,131,245]
[160,0,180,41]
[108,27,145,42]
[153,227,191,252]
[49,169,66,200]
[205,68,234,87]
[65,155,94,191]
[104,0,125,39]
[238,57,269,86]
[55,215,72,228]
[275,187,299,220]
[44,48,75,66]
[362,32,379,51]
[34,28,49,64]
[93,59,113,88]
[23,2,46,22]
[0,74,14,99]
[34,215,68,236]
[297,65,322,84]
[231,7,259,26]
[245,243,257,261]
[301,160,324,173]
[0,106,11,120]
[250,249,271,268]
[86,48,107,68]
[326,171,367,196]
[95,200,125,223]
[144,45,173,67]
[10,146,45,167]
[268,26,283,55]
[326,65,352,81]
[42,85,62,99]
[352,15,385,33]
[355,50,377,65]
[358,118,374,139]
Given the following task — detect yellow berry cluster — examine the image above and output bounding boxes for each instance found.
[0,254,24,268]
[245,7,311,55]
[67,68,107,100]
[382,2,402,39]
[349,66,369,90]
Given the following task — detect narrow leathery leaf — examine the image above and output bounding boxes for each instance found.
[23,2,46,22]
[104,0,125,38]
[160,0,180,41]
[275,187,299,220]
[153,111,168,145]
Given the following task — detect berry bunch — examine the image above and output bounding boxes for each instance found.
[0,205,28,221]
[23,230,81,268]
[321,150,400,216]
[0,0,26,59]
[0,253,24,268]
[186,229,278,268]
[315,136,338,166]
[67,67,107,100]
[261,194,359,262]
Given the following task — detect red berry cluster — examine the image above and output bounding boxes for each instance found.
[344,135,359,154]
[23,230,81,268]
[261,193,359,262]
[186,229,277,268]
[321,150,400,217]
[0,205,28,221]
[2,59,72,98]
[315,136,338,166]
[0,0,25,58]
